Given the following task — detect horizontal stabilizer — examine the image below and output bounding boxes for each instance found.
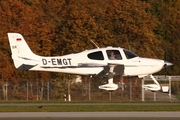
[18,64,36,70]
[12,55,38,70]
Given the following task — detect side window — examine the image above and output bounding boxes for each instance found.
[106,50,122,60]
[123,49,138,59]
[87,51,104,60]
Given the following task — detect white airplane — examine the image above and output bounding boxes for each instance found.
[7,33,173,91]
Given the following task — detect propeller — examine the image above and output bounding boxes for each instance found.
[163,48,173,76]
[164,61,173,67]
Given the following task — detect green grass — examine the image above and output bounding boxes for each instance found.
[0,104,180,112]
[0,99,179,112]
[176,94,180,99]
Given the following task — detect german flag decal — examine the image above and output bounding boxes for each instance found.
[16,38,21,41]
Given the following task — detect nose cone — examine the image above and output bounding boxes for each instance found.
[164,61,173,67]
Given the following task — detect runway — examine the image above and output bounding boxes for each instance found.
[0,112,180,120]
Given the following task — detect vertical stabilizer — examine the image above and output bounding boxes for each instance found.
[7,33,39,69]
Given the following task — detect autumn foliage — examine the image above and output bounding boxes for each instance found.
[0,0,179,100]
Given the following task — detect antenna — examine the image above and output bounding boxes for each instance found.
[90,39,99,48]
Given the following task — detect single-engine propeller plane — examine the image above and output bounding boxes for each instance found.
[7,33,173,91]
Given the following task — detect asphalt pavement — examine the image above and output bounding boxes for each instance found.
[0,112,180,120]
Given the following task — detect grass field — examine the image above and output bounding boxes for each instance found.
[0,100,180,112]
[1,105,180,112]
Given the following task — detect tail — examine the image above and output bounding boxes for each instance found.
[7,33,39,70]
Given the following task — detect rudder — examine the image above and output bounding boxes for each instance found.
[7,33,38,69]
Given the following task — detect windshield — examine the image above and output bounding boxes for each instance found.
[123,49,138,59]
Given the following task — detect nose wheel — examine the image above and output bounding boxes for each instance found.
[142,75,161,92]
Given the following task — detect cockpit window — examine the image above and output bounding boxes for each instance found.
[123,49,138,59]
[87,51,104,60]
[106,50,122,60]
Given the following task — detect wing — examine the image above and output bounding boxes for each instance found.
[96,64,124,79]
[97,64,124,91]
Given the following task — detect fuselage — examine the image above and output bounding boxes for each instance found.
[28,46,165,77]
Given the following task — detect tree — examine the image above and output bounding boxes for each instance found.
[148,0,180,74]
